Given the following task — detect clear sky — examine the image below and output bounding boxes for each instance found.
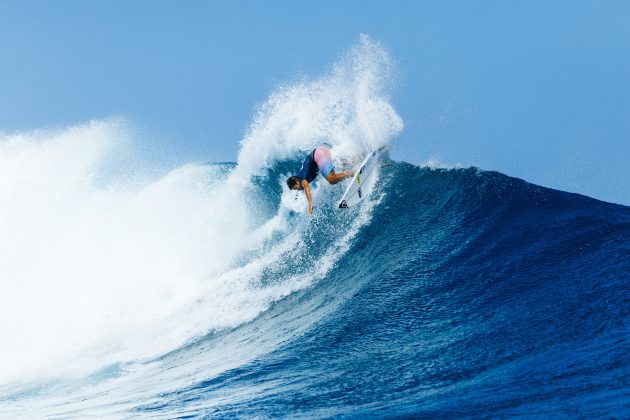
[1,0,629,205]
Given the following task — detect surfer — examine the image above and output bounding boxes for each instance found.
[286,145,354,215]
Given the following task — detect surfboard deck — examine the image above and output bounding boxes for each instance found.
[338,147,385,208]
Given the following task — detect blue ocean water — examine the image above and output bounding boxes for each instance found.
[2,158,628,418]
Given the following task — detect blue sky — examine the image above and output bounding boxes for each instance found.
[1,0,629,204]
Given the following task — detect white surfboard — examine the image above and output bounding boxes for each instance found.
[338,148,385,208]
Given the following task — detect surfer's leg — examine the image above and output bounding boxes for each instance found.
[325,170,354,185]
[315,146,353,184]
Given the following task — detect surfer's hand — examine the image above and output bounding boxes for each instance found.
[308,204,313,215]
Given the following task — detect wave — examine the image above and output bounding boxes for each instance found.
[1,36,628,418]
[132,162,628,418]
[0,35,401,387]
[2,159,627,417]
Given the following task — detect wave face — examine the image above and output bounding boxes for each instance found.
[1,159,628,418]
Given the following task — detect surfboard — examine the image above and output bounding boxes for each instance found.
[338,148,385,208]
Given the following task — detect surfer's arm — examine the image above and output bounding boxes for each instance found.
[302,180,314,215]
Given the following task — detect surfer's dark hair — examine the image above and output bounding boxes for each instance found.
[286,176,300,190]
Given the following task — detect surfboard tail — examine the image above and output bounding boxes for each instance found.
[337,148,384,208]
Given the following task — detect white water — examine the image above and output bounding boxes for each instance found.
[0,35,403,386]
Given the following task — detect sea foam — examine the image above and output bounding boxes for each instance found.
[0,35,402,385]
